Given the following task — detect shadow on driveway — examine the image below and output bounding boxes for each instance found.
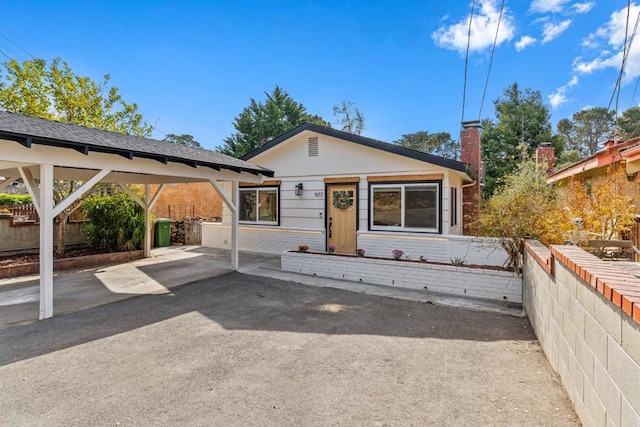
[1,272,534,367]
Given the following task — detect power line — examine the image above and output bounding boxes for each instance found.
[630,74,640,107]
[608,1,638,115]
[460,0,477,127]
[0,47,11,61]
[0,31,35,58]
[478,0,505,121]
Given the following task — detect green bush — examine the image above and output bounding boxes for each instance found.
[0,194,31,206]
[84,194,145,252]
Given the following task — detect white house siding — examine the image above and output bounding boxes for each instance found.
[202,130,476,257]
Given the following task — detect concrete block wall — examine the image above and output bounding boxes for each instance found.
[0,218,87,254]
[282,251,522,302]
[357,232,509,267]
[201,223,325,254]
[523,241,640,426]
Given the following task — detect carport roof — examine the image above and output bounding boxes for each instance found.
[0,111,273,177]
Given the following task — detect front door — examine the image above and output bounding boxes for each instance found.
[327,184,357,254]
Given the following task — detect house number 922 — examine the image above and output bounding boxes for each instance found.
[314,192,324,198]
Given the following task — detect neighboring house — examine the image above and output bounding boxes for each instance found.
[546,137,640,246]
[200,122,507,265]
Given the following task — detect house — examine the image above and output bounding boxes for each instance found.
[201,121,511,265]
[545,138,640,248]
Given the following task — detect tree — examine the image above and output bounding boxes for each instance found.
[560,164,635,241]
[556,107,615,158]
[479,159,565,271]
[163,133,201,148]
[394,131,460,160]
[616,106,640,139]
[219,85,329,158]
[0,57,153,255]
[332,100,365,135]
[0,58,153,137]
[481,82,562,197]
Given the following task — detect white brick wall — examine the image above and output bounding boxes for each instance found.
[202,222,325,254]
[202,221,510,268]
[523,250,640,426]
[356,232,509,266]
[282,251,522,302]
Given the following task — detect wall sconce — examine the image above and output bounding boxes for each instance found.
[295,183,303,196]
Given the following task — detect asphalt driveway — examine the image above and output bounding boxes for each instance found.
[0,272,578,426]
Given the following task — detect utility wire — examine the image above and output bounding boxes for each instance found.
[460,0,477,128]
[608,1,637,115]
[0,31,35,58]
[478,0,505,121]
[0,47,11,60]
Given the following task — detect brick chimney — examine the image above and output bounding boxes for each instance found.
[460,120,481,235]
[536,143,555,175]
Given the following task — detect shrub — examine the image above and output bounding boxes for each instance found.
[392,249,404,260]
[327,244,336,254]
[356,248,365,257]
[0,194,31,206]
[298,244,309,253]
[84,194,145,252]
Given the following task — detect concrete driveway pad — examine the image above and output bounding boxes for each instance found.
[0,273,578,426]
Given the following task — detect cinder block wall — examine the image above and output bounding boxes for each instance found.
[0,218,87,255]
[523,241,640,426]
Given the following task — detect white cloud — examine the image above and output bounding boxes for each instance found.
[549,76,580,108]
[530,0,571,13]
[542,19,573,43]
[432,0,515,54]
[515,35,537,51]
[574,4,640,83]
[572,2,595,14]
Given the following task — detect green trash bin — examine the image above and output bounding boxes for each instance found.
[154,218,173,247]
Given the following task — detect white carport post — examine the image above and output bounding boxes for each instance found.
[18,165,53,319]
[39,165,54,320]
[210,178,239,270]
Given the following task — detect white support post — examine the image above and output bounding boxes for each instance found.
[39,164,54,320]
[144,184,152,258]
[230,181,239,270]
[210,179,239,270]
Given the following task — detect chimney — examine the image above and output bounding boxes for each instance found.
[536,142,555,175]
[460,120,481,235]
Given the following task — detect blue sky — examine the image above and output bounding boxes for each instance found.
[1,1,638,150]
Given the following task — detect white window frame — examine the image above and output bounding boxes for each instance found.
[239,186,279,225]
[370,183,439,233]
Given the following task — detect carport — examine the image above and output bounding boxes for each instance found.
[0,111,273,320]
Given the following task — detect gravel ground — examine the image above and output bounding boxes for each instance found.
[0,273,579,426]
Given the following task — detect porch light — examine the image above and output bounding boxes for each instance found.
[295,183,303,196]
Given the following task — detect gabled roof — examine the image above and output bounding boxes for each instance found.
[0,110,273,177]
[241,123,477,181]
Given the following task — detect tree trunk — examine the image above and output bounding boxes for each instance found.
[56,213,67,256]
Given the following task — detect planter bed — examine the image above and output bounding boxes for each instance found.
[0,250,144,279]
[282,251,523,303]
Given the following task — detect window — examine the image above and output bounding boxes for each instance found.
[239,187,279,224]
[450,187,458,226]
[371,183,439,232]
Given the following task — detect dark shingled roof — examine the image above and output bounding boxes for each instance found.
[241,123,476,180]
[0,110,273,177]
